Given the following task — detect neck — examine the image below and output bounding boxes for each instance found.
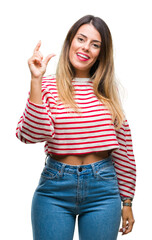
[74,71,90,78]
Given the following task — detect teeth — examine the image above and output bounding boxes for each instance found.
[77,53,89,59]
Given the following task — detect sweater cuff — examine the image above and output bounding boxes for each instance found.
[121,196,133,202]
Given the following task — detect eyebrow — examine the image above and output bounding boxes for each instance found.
[77,33,102,43]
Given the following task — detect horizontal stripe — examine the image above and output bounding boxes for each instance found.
[16,75,136,200]
[23,121,54,133]
[50,133,117,141]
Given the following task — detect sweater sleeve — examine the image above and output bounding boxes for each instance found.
[16,80,55,143]
[111,118,136,201]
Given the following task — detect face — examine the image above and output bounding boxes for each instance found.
[69,24,101,78]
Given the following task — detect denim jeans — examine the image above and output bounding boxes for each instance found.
[31,155,121,240]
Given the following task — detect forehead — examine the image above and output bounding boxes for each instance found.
[75,24,101,41]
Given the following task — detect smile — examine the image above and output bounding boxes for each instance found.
[76,52,90,61]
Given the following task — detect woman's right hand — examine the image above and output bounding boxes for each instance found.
[28,41,55,79]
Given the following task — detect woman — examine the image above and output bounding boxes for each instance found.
[16,15,136,240]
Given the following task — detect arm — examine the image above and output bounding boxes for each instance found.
[111,118,136,200]
[16,41,56,143]
[111,118,136,235]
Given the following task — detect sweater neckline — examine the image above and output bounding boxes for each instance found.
[72,77,91,83]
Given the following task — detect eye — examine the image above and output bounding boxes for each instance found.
[77,37,84,42]
[92,43,101,49]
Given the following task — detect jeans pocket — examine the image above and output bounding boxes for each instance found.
[97,164,117,181]
[41,165,60,180]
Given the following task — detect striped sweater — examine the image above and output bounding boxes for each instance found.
[16,75,136,200]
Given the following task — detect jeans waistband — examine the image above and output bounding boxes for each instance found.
[45,154,114,174]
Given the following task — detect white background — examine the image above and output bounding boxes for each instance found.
[0,0,151,239]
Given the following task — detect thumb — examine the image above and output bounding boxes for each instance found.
[44,53,56,66]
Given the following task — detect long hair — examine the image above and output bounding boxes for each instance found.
[56,15,124,129]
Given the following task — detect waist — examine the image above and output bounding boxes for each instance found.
[50,150,112,166]
[45,154,113,174]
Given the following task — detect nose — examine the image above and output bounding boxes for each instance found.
[82,41,90,51]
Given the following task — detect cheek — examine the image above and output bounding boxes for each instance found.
[95,49,101,58]
[91,50,101,63]
[69,42,76,60]
[69,47,73,64]
[70,40,77,52]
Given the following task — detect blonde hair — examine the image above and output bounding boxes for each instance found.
[56,15,124,129]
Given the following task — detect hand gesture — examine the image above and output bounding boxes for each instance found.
[28,41,55,79]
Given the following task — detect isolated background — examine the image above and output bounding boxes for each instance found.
[1,0,151,239]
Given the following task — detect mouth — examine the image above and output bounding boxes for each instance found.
[76,52,90,61]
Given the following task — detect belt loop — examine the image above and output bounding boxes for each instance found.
[91,163,98,177]
[59,164,66,177]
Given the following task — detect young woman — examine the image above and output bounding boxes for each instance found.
[16,15,136,240]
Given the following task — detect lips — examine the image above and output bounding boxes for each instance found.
[76,52,90,61]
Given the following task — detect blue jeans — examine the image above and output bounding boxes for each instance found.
[31,155,121,240]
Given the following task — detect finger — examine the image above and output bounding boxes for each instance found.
[28,55,41,64]
[34,40,41,53]
[34,51,43,60]
[125,220,135,234]
[43,53,56,66]
[121,223,129,235]
[32,57,42,67]
[121,219,127,235]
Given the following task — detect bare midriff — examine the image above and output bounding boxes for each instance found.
[51,150,113,166]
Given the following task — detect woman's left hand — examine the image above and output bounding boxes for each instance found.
[119,206,135,235]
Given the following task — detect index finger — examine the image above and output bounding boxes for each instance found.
[34,40,41,53]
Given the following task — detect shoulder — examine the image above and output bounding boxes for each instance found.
[116,117,131,135]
